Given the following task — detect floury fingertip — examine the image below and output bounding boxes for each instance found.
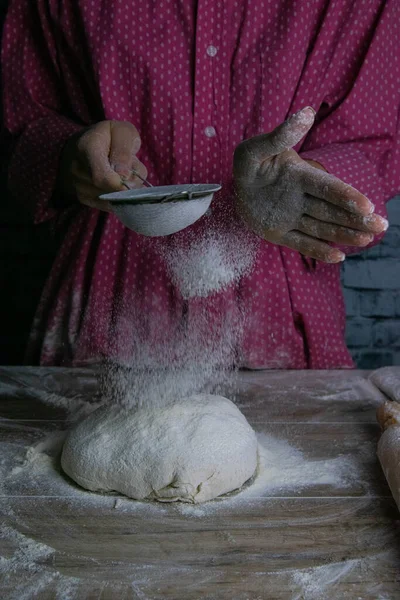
[290,106,316,124]
[329,252,346,263]
[295,106,315,116]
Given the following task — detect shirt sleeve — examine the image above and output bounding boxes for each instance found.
[1,0,86,224]
[299,0,400,256]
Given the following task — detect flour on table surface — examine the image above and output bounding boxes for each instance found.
[0,420,395,599]
[289,553,394,600]
[291,559,359,600]
[172,432,359,517]
[1,368,396,598]
[310,378,386,403]
[0,525,80,600]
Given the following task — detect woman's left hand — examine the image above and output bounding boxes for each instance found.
[233,107,388,263]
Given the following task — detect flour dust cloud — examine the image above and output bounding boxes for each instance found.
[101,225,259,409]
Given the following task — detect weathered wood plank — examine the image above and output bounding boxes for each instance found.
[1,497,399,599]
[0,366,99,420]
[234,370,386,424]
[0,369,386,424]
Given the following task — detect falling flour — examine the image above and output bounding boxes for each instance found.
[101,293,244,409]
[100,355,239,410]
[162,228,258,299]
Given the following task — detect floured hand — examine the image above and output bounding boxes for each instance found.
[233,107,388,263]
[58,120,148,211]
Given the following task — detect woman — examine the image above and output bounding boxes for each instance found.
[2,0,399,368]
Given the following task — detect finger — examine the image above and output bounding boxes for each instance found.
[109,120,142,179]
[280,230,346,263]
[76,181,113,212]
[248,107,316,159]
[114,156,148,189]
[298,215,374,246]
[79,122,127,191]
[75,146,148,191]
[295,163,374,216]
[75,156,125,193]
[304,196,389,234]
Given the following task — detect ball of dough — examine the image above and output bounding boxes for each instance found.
[61,394,258,503]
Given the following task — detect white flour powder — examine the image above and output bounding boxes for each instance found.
[162,228,258,299]
[172,431,359,517]
[101,299,243,409]
[0,525,80,600]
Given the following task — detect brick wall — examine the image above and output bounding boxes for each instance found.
[342,196,400,369]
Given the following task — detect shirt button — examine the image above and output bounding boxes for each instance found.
[206,45,218,57]
[204,126,216,138]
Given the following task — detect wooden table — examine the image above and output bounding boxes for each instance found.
[1,367,399,599]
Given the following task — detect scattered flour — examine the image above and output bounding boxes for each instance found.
[291,559,359,600]
[0,525,80,600]
[311,379,383,403]
[172,431,359,517]
[31,393,103,423]
[288,552,396,600]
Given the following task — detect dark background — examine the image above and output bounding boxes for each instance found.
[0,0,398,367]
[0,0,57,365]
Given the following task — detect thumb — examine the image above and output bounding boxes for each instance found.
[252,106,316,158]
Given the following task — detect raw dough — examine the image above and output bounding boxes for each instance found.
[377,400,400,511]
[61,394,258,503]
[369,366,400,403]
[377,425,400,512]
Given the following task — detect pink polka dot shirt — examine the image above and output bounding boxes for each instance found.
[2,0,400,368]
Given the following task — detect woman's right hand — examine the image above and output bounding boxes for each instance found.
[58,120,148,211]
